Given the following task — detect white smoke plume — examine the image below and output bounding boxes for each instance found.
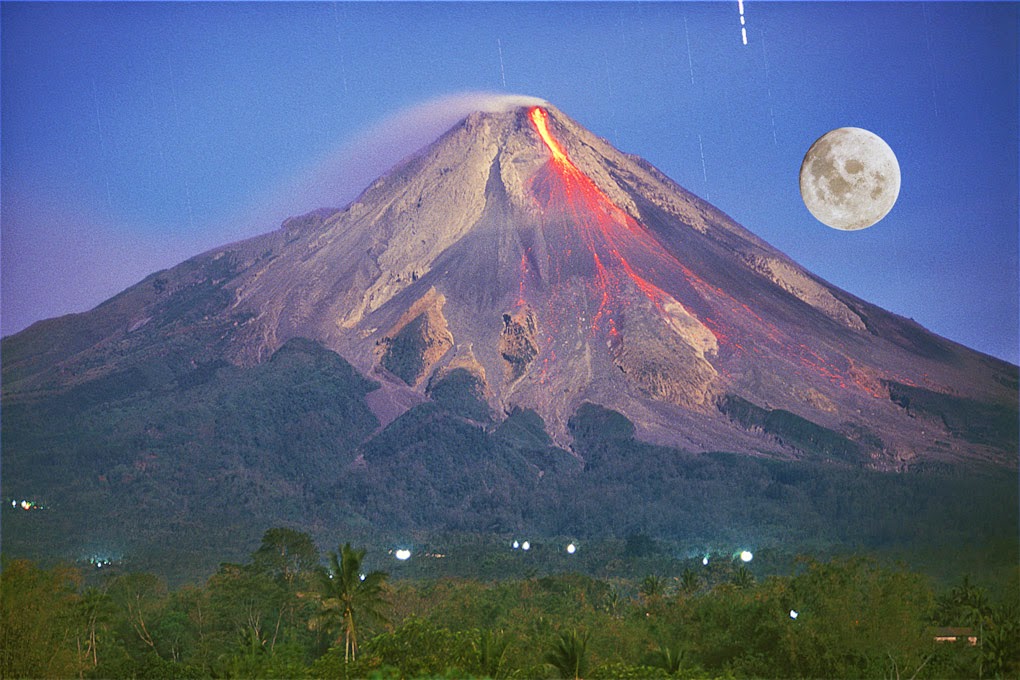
[249,92,548,232]
[2,92,548,337]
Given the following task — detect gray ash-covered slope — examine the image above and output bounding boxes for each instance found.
[3,102,1017,469]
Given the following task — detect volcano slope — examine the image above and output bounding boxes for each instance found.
[3,103,1016,578]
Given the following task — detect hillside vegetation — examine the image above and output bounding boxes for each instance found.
[3,532,1018,679]
[3,340,1016,585]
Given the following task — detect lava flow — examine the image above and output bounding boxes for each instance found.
[524,107,885,397]
[524,107,696,340]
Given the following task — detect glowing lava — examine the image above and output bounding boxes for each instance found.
[530,108,569,165]
[522,106,886,397]
[524,106,691,340]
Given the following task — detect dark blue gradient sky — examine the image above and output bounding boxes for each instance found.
[2,2,1017,362]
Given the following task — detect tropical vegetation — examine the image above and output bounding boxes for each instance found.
[2,528,1017,679]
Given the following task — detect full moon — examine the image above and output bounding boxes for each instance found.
[799,127,901,231]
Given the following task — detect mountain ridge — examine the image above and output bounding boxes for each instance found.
[3,103,1016,469]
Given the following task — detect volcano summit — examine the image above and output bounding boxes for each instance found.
[3,101,1016,572]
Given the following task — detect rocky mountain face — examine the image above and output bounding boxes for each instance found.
[4,101,1017,578]
[5,102,1015,469]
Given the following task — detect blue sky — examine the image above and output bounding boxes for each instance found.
[2,2,1017,363]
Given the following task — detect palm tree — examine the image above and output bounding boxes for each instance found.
[545,629,589,680]
[474,629,509,679]
[602,587,622,618]
[648,642,687,676]
[936,575,991,625]
[980,603,1020,679]
[308,543,388,663]
[731,565,755,589]
[679,568,700,595]
[639,575,665,600]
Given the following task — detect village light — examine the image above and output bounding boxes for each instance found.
[566,543,576,554]
[521,541,530,551]
[740,550,753,562]
[394,549,411,561]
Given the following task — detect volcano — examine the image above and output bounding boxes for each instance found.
[6,102,1014,464]
[2,102,1016,573]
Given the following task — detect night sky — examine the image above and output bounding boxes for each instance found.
[2,2,1017,363]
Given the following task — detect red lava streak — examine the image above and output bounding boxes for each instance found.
[525,107,699,339]
[524,107,884,396]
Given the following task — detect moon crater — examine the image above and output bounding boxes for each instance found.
[800,127,901,231]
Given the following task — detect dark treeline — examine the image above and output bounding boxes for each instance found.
[2,528,1018,679]
[5,339,1017,588]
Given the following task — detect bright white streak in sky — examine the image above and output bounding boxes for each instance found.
[738,0,748,44]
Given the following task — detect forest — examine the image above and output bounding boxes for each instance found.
[3,527,1018,679]
[4,337,1017,588]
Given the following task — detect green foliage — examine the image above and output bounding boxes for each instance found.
[776,557,935,678]
[729,566,755,590]
[4,338,1017,590]
[981,602,1020,678]
[0,558,82,678]
[252,527,320,585]
[645,642,688,676]
[887,380,1019,449]
[930,575,1020,678]
[221,639,310,679]
[474,628,510,679]
[363,618,474,678]
[77,585,116,671]
[2,548,1019,680]
[545,629,590,680]
[934,574,992,626]
[640,575,666,600]
[591,662,671,679]
[678,568,701,595]
[624,534,659,558]
[106,572,169,658]
[427,369,493,422]
[2,338,379,582]
[380,314,430,385]
[718,394,864,461]
[762,409,863,461]
[309,543,389,662]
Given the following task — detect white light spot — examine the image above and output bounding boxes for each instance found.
[702,556,709,566]
[359,573,366,581]
[512,540,519,549]
[521,541,530,551]
[740,550,753,562]
[566,543,576,554]
[790,609,799,619]
[394,549,411,561]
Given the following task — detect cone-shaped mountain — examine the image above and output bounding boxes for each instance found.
[4,103,1016,467]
